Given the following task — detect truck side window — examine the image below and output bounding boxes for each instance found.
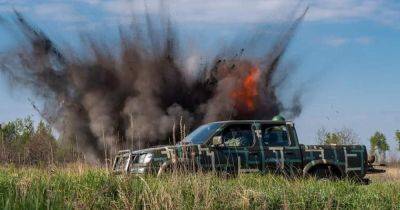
[114,155,129,171]
[262,125,290,147]
[221,124,253,147]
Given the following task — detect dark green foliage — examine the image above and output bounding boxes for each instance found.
[395,130,400,151]
[0,117,81,165]
[0,117,35,164]
[0,117,34,143]
[370,132,389,154]
[369,131,389,163]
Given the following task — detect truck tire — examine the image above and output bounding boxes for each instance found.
[217,167,238,179]
[310,165,339,180]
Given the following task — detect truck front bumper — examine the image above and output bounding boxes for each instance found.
[128,163,156,174]
[129,165,147,174]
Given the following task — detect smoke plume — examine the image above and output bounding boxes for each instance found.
[0,9,307,162]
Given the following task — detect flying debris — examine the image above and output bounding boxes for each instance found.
[0,8,308,162]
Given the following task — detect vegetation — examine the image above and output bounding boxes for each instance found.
[316,127,359,145]
[369,132,390,163]
[0,117,400,209]
[0,117,81,165]
[395,130,400,151]
[1,116,399,166]
[370,132,390,153]
[0,165,399,210]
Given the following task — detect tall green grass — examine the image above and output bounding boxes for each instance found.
[0,165,399,209]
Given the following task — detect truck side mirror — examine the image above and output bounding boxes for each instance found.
[212,136,222,146]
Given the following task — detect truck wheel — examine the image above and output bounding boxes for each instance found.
[310,166,339,180]
[216,167,238,179]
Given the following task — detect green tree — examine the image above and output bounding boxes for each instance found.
[370,131,389,163]
[27,120,58,165]
[0,117,61,165]
[395,130,400,151]
[0,117,34,143]
[317,127,359,145]
[0,116,34,163]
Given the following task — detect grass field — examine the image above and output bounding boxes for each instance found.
[0,164,399,209]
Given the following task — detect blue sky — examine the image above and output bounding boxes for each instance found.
[0,0,399,155]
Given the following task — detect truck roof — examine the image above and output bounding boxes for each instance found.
[210,120,293,124]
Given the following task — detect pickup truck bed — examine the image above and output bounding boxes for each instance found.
[301,145,368,179]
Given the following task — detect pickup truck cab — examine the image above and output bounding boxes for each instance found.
[113,118,379,180]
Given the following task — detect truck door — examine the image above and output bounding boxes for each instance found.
[285,123,304,175]
[212,123,259,174]
[260,123,303,175]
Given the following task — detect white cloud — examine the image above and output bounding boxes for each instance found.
[324,36,373,47]
[0,2,30,14]
[101,0,303,24]
[77,0,101,5]
[33,3,86,22]
[307,0,379,21]
[98,0,400,26]
[354,36,372,45]
[0,0,399,30]
[325,36,348,47]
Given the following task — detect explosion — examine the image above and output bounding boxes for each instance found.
[0,8,307,162]
[231,65,260,113]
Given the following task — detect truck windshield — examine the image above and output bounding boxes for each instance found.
[181,123,222,145]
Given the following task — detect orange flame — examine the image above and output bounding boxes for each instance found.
[231,66,260,112]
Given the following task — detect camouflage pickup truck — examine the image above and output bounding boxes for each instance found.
[113,117,381,180]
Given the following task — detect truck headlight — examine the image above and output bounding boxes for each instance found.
[138,153,153,164]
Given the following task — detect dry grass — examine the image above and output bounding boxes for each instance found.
[367,164,400,182]
[0,165,399,209]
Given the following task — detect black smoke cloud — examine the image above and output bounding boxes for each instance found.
[0,9,307,162]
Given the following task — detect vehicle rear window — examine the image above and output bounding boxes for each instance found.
[261,125,290,147]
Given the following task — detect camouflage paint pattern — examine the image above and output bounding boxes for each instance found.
[113,121,368,179]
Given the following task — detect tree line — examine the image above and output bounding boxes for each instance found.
[0,116,82,165]
[1,116,399,165]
